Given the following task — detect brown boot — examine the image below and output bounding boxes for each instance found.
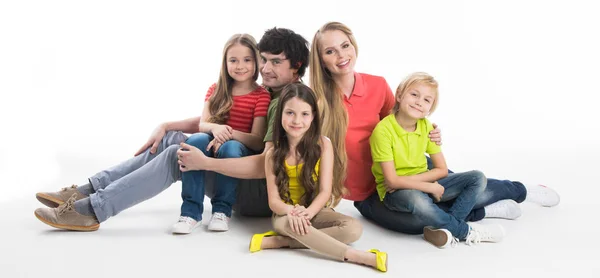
[36,185,87,208]
[34,194,100,231]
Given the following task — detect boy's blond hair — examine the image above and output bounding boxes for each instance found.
[393,72,439,115]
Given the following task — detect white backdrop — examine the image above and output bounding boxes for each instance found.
[1,0,598,205]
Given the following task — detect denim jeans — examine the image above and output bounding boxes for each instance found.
[354,158,527,235]
[382,171,486,239]
[89,131,187,222]
[180,133,252,221]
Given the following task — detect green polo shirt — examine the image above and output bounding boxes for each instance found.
[369,114,442,201]
[263,96,279,142]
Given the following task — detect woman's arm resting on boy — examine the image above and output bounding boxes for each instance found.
[429,123,442,145]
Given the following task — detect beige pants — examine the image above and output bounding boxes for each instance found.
[272,208,363,261]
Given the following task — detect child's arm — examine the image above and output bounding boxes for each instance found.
[265,148,295,215]
[405,152,448,182]
[231,116,267,152]
[304,136,334,219]
[380,161,440,194]
[198,101,233,143]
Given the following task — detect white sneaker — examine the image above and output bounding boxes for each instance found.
[484,199,522,219]
[526,184,560,207]
[172,216,201,234]
[465,222,505,245]
[207,212,229,232]
[423,226,458,248]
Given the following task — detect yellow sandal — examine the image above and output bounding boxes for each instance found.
[249,230,278,253]
[368,249,388,272]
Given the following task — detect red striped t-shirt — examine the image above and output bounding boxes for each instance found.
[204,83,271,133]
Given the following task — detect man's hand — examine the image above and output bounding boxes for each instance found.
[177,142,208,172]
[135,123,167,156]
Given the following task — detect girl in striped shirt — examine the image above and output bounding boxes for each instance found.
[172,33,271,234]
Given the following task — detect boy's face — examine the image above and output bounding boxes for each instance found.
[259,52,298,93]
[397,83,436,119]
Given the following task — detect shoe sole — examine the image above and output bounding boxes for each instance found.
[423,227,448,248]
[208,227,229,232]
[34,211,99,231]
[35,193,63,208]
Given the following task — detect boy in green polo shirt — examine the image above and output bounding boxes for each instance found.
[369,72,505,248]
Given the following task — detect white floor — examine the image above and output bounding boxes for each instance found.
[2,182,598,278]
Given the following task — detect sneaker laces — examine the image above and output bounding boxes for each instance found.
[450,237,459,247]
[58,193,78,215]
[178,216,196,225]
[465,226,494,246]
[212,212,227,222]
[61,184,78,191]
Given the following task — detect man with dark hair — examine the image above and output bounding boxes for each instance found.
[34,27,311,234]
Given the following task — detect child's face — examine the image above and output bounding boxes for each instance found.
[281,97,314,139]
[318,30,356,77]
[226,43,256,83]
[397,83,436,119]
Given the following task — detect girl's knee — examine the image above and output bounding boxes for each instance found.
[185,133,211,148]
[216,141,247,158]
[340,217,363,244]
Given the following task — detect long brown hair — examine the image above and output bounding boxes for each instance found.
[207,33,260,124]
[309,22,357,205]
[271,83,322,206]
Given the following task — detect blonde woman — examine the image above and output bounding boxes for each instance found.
[309,22,553,241]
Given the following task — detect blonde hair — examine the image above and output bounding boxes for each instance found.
[309,22,358,206]
[393,72,439,116]
[207,34,260,124]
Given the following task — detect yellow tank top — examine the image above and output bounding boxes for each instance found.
[285,159,320,205]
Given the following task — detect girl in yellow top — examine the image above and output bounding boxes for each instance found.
[249,83,388,272]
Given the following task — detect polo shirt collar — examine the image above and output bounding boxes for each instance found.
[350,72,364,97]
[392,115,423,136]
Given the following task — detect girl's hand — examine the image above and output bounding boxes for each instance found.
[429,123,442,146]
[430,181,444,202]
[287,214,311,235]
[206,138,223,154]
[211,125,233,143]
[290,205,307,216]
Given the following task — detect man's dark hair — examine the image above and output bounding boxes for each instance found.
[258,27,310,78]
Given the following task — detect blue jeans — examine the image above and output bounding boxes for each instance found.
[354,157,527,235]
[180,133,252,221]
[382,171,486,239]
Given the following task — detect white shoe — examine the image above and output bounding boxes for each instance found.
[484,199,522,220]
[423,226,458,248]
[172,216,201,234]
[207,212,229,232]
[465,222,505,245]
[526,184,560,207]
